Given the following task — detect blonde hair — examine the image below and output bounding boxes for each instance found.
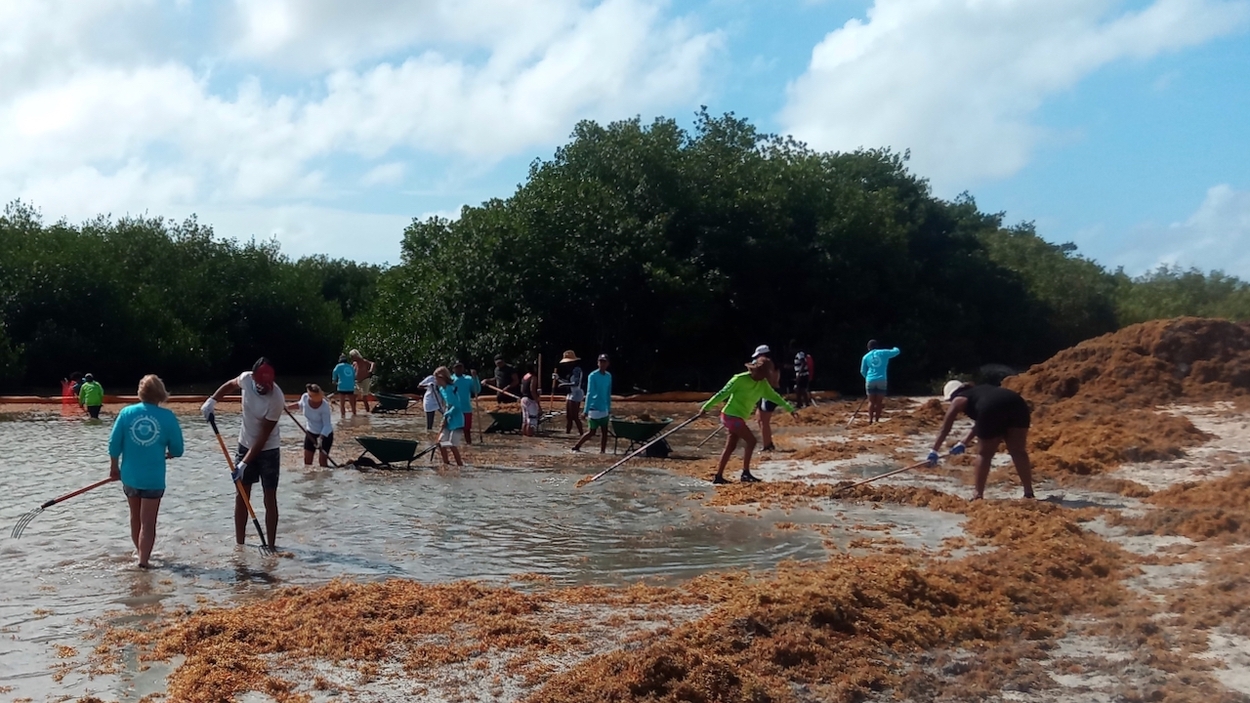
[137,374,169,404]
[433,365,452,382]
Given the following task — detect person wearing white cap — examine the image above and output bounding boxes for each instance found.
[750,345,783,451]
[930,380,1035,500]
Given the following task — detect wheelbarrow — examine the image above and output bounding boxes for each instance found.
[372,392,412,414]
[351,436,426,469]
[485,411,523,434]
[609,416,673,455]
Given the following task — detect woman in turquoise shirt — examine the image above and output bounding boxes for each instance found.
[108,374,184,568]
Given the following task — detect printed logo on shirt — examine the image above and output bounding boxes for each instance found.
[130,414,162,447]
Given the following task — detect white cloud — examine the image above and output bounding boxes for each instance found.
[0,0,720,261]
[1117,184,1250,276]
[780,0,1250,192]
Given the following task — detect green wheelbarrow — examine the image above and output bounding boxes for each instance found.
[372,392,412,413]
[609,416,673,455]
[485,411,523,434]
[351,436,427,469]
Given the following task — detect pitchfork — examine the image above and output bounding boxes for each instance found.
[11,476,118,538]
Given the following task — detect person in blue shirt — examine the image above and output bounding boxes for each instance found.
[451,362,481,445]
[572,354,612,453]
[860,340,901,424]
[108,375,184,568]
[434,366,465,467]
[331,354,357,418]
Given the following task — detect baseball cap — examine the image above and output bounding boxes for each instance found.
[598,354,609,361]
[943,380,968,401]
[752,345,771,359]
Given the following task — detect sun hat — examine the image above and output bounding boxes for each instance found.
[943,380,969,401]
[752,345,771,359]
[560,350,580,363]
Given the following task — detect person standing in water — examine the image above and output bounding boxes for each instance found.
[350,350,376,414]
[288,384,334,468]
[200,358,285,548]
[434,366,465,467]
[929,380,1035,501]
[109,375,184,568]
[451,362,481,445]
[860,340,900,424]
[332,354,356,417]
[79,373,105,419]
[700,356,796,484]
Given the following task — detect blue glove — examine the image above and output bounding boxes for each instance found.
[231,460,247,482]
[950,442,966,456]
[926,451,940,468]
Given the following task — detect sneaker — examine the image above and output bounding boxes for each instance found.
[739,472,762,483]
[711,475,730,485]
[761,444,776,452]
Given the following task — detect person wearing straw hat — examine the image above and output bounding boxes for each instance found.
[930,380,1034,500]
[699,357,796,484]
[433,366,465,467]
[109,374,184,568]
[287,384,334,468]
[554,350,585,436]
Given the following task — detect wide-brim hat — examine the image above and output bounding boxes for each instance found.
[943,380,970,401]
[560,350,580,363]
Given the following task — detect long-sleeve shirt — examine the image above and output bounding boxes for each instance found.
[439,386,464,430]
[702,372,794,419]
[299,394,334,436]
[585,370,612,418]
[78,381,104,407]
[861,348,901,383]
[108,403,184,490]
[452,374,481,414]
[559,366,585,402]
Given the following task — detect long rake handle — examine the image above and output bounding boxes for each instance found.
[846,398,867,428]
[206,415,271,551]
[582,413,702,485]
[835,457,938,494]
[283,408,339,468]
[481,382,522,401]
[696,425,723,448]
[39,476,118,509]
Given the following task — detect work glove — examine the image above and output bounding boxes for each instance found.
[231,461,247,482]
[950,442,966,456]
[200,398,217,421]
[926,451,940,468]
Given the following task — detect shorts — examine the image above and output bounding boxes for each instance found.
[439,427,463,447]
[721,413,749,433]
[866,379,888,396]
[520,397,540,424]
[123,484,165,500]
[355,377,373,397]
[303,432,334,453]
[336,386,354,395]
[87,405,102,419]
[589,416,610,431]
[795,375,810,391]
[972,397,1032,440]
[235,446,281,490]
[759,399,778,412]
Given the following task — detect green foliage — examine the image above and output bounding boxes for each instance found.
[0,201,374,390]
[1115,266,1250,323]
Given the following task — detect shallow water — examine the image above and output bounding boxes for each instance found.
[0,413,829,700]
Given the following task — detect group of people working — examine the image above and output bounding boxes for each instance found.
[98,335,1034,567]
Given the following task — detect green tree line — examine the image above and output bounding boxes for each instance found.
[4,111,1248,394]
[0,202,379,390]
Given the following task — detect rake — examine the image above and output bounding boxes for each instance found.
[206,414,276,555]
[11,476,118,538]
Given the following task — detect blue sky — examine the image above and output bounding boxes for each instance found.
[2,0,1248,275]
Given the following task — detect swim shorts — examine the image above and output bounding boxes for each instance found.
[759,399,778,412]
[439,427,463,447]
[355,377,372,397]
[721,413,749,433]
[235,446,281,490]
[589,416,610,431]
[303,432,334,453]
[972,395,1031,440]
[866,379,888,395]
[123,484,165,500]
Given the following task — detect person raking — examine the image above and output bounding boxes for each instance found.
[288,384,334,468]
[929,380,1035,501]
[700,356,796,484]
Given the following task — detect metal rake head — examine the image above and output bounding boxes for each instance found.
[11,508,43,539]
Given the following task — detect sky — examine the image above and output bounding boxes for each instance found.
[2,0,1248,275]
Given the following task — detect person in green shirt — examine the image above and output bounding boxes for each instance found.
[699,358,796,484]
[78,373,105,419]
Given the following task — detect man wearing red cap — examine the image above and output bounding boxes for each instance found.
[201,357,286,547]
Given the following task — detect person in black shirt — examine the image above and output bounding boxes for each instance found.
[929,381,1035,500]
[493,355,520,403]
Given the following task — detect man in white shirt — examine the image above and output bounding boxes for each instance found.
[201,357,286,547]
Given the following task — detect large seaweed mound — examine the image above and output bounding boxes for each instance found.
[1002,318,1250,477]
